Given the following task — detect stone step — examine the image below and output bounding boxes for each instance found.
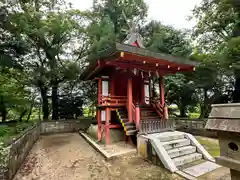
[162,138,190,150]
[124,122,135,126]
[141,118,161,121]
[167,146,196,158]
[158,131,185,142]
[141,114,159,118]
[125,125,136,130]
[141,111,156,114]
[126,129,138,135]
[121,118,129,123]
[182,161,221,178]
[173,152,202,167]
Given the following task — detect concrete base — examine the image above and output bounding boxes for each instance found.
[80,132,136,160]
[86,124,124,143]
[183,161,221,177]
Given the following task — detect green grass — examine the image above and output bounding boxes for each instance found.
[189,113,200,119]
[0,122,35,143]
[196,136,220,157]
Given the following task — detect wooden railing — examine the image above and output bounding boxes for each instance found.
[150,98,164,119]
[99,95,127,106]
[132,103,136,122]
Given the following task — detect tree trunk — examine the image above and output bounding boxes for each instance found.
[0,96,6,122]
[19,110,27,122]
[231,0,240,102]
[1,108,6,122]
[38,107,41,121]
[40,86,49,120]
[51,83,59,120]
[199,89,208,119]
[179,106,186,117]
[26,102,34,122]
[178,101,187,117]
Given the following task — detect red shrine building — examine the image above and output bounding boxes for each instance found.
[81,39,196,145]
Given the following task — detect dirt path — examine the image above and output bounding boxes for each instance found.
[14,133,181,180]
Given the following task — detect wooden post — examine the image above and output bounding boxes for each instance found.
[97,110,101,141]
[159,76,165,106]
[105,108,110,145]
[97,78,102,141]
[135,104,140,129]
[159,76,168,120]
[128,77,133,122]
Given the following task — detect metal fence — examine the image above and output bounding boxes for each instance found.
[139,119,175,134]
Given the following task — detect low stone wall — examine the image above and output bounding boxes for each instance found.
[40,120,90,134]
[0,119,92,180]
[4,123,41,180]
[174,119,217,138]
[174,119,207,129]
[177,128,217,138]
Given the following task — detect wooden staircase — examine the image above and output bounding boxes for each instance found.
[140,106,162,121]
[116,109,137,136]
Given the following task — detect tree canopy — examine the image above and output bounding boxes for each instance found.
[0,0,239,121]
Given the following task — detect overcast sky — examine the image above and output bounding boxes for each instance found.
[70,0,202,29]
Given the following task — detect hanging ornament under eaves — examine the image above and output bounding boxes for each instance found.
[156,70,159,78]
[133,68,137,75]
[148,71,151,77]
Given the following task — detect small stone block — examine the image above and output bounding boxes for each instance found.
[183,161,221,177]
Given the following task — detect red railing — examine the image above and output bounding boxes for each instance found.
[99,95,127,106]
[132,103,136,122]
[150,98,164,120]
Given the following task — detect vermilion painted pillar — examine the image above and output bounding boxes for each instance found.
[97,110,101,141]
[159,76,165,106]
[97,78,102,141]
[159,76,168,120]
[135,104,140,129]
[128,77,133,122]
[105,107,110,145]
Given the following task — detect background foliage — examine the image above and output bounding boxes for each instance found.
[0,0,239,126]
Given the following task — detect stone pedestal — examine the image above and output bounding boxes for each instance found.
[206,103,240,180]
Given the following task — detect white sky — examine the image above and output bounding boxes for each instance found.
[70,0,202,29]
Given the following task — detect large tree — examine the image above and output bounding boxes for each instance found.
[141,21,196,117]
[192,0,239,103]
[3,0,91,120]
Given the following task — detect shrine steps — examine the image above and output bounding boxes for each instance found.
[138,131,221,179]
[116,109,137,136]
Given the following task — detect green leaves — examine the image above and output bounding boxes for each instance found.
[142,21,192,57]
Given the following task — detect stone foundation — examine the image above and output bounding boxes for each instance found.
[87,124,124,143]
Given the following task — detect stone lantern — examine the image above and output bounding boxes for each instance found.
[206,103,240,180]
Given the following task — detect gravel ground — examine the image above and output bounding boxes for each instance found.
[13,133,181,180]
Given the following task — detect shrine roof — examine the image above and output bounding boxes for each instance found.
[81,42,198,80]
